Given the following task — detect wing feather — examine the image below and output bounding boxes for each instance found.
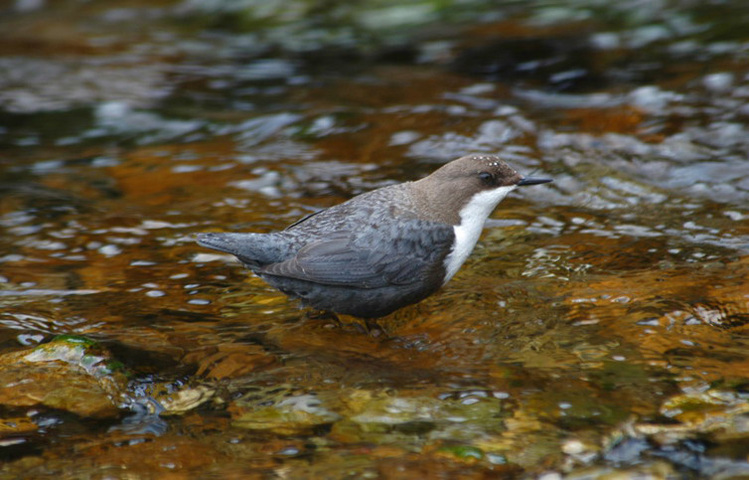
[260,220,454,288]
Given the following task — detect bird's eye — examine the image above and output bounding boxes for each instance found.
[478,171,494,185]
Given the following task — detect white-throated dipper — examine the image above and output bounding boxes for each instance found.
[197,154,551,318]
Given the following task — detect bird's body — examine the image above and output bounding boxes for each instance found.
[198,154,551,318]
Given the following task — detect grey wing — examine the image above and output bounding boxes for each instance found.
[259,220,455,288]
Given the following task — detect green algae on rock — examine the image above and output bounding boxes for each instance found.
[0,335,129,418]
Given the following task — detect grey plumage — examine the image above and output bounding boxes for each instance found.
[198,183,454,317]
[197,154,552,318]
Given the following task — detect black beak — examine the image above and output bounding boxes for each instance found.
[517,176,553,186]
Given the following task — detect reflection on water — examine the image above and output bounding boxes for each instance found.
[1,0,749,478]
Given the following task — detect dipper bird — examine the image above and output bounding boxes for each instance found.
[197,154,551,318]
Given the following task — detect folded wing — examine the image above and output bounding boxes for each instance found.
[260,220,454,289]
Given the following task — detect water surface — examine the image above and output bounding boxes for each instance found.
[1,0,749,478]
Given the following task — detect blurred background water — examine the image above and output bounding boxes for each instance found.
[1,0,749,478]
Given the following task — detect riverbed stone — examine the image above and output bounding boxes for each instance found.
[0,335,129,418]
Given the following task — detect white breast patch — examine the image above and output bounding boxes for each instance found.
[442,186,516,284]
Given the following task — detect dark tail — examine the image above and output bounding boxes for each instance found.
[197,232,290,268]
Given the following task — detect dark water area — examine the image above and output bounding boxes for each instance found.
[1,0,749,478]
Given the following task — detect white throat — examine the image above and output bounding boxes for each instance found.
[442,185,516,284]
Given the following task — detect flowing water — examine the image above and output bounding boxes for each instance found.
[1,0,749,478]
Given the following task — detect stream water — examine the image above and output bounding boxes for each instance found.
[1,0,749,478]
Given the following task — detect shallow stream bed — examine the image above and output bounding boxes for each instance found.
[1,1,749,478]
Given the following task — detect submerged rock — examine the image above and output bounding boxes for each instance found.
[158,385,216,415]
[229,387,341,434]
[0,335,129,418]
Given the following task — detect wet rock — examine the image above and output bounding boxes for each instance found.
[4,0,749,477]
[229,388,341,435]
[0,335,128,418]
[340,389,444,432]
[633,388,749,445]
[563,461,677,479]
[157,385,216,416]
[562,438,599,464]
